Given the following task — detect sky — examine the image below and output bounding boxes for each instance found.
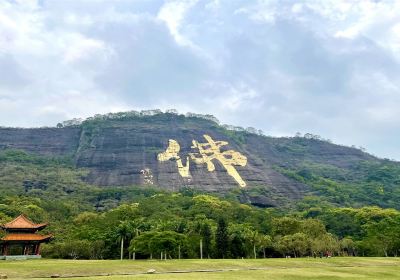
[0,0,400,160]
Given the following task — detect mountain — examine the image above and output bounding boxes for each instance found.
[1,111,399,209]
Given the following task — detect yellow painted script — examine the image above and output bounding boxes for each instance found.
[157,135,247,187]
[157,139,191,178]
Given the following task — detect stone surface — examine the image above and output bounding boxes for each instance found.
[0,114,381,206]
[0,127,80,156]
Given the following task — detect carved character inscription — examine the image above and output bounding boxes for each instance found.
[158,135,247,187]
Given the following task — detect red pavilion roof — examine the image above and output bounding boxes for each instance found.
[1,215,48,230]
[1,233,52,242]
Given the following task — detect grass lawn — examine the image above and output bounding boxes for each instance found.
[0,257,399,280]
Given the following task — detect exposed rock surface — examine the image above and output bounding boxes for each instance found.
[0,127,80,156]
[0,114,382,206]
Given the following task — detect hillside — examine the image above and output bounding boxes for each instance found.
[0,111,399,209]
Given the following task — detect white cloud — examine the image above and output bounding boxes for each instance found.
[62,35,112,65]
[157,0,198,46]
[203,82,262,112]
[234,0,278,24]
[0,0,400,160]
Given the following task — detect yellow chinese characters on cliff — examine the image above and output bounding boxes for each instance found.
[157,135,247,187]
[157,139,190,178]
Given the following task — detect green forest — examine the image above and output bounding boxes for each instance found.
[0,148,399,259]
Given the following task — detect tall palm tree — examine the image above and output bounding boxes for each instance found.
[116,221,132,260]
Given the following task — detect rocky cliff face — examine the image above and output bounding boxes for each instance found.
[0,113,381,207]
[0,127,81,156]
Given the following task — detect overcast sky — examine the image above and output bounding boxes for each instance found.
[1,0,400,160]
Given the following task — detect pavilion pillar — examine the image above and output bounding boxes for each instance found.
[4,244,8,256]
[35,244,41,255]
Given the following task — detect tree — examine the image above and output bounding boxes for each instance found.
[310,233,339,257]
[202,223,213,258]
[364,216,400,257]
[340,237,355,256]
[243,228,261,259]
[291,233,310,257]
[216,218,229,258]
[272,217,301,237]
[301,219,326,239]
[129,231,157,258]
[259,235,272,258]
[115,221,133,260]
[129,230,186,259]
[229,224,247,258]
[276,233,309,258]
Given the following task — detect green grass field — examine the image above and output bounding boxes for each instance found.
[0,258,399,280]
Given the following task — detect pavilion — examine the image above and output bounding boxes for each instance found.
[0,214,52,260]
